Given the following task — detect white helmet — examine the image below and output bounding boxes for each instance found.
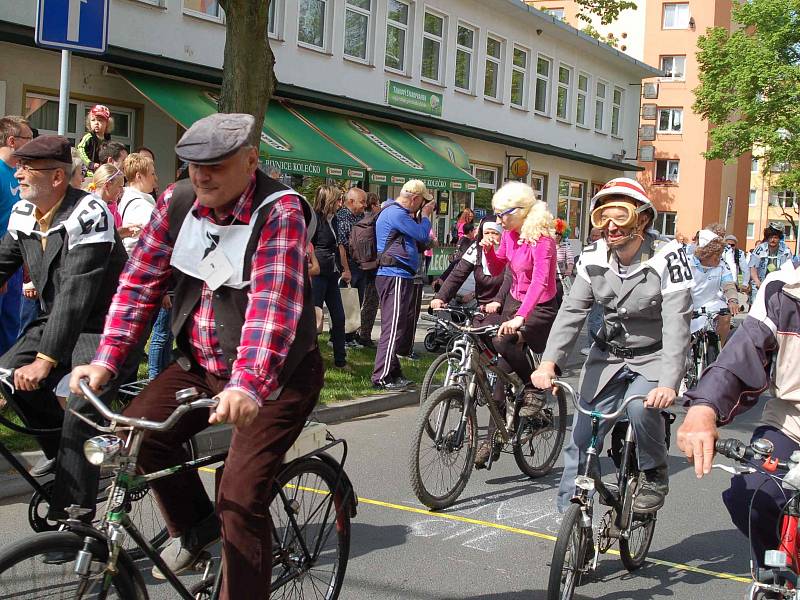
[589,177,657,223]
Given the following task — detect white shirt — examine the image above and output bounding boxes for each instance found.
[119,187,156,254]
[689,256,733,332]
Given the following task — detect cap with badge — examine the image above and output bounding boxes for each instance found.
[175,113,255,165]
[13,135,72,164]
[401,179,433,201]
[696,229,720,248]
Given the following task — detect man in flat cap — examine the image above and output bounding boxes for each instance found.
[0,134,129,479]
[71,113,322,599]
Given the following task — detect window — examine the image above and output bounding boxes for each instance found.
[543,7,565,20]
[663,3,690,29]
[268,0,281,37]
[344,0,371,61]
[655,159,680,183]
[751,157,760,172]
[183,0,223,20]
[558,179,585,240]
[772,189,799,208]
[749,189,757,206]
[472,165,499,213]
[25,93,135,150]
[576,73,589,127]
[535,56,552,114]
[610,87,623,136]
[421,11,445,82]
[556,65,572,120]
[531,173,546,202]
[654,212,677,237]
[746,223,755,239]
[511,47,529,108]
[484,36,503,100]
[298,0,326,48]
[594,81,606,131]
[785,224,796,241]
[455,24,475,92]
[385,0,410,72]
[657,108,683,133]
[660,55,686,80]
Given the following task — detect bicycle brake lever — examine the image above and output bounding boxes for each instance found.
[68,408,117,434]
[712,463,755,475]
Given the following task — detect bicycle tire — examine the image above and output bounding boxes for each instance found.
[703,335,720,370]
[547,503,591,600]
[514,388,568,478]
[619,512,657,571]
[409,386,477,510]
[423,330,441,353]
[0,530,145,599]
[268,456,351,600]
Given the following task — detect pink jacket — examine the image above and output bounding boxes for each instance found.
[483,230,557,318]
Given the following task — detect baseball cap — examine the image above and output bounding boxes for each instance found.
[401,179,433,201]
[90,105,111,120]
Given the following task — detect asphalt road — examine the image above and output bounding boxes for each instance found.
[0,375,763,600]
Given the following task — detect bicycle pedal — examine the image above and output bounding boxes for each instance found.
[192,551,212,571]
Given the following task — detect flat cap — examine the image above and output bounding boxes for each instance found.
[175,113,255,165]
[13,135,72,164]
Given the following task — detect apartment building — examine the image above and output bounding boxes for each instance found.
[747,153,799,253]
[0,0,658,250]
[527,0,750,243]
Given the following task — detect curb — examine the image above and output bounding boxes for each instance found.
[312,389,420,424]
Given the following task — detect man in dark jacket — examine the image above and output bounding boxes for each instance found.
[0,135,129,477]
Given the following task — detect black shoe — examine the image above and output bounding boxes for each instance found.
[30,456,55,478]
[398,351,420,361]
[373,380,410,391]
[633,466,669,513]
[358,337,376,348]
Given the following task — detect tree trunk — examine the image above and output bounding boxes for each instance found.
[217,0,274,147]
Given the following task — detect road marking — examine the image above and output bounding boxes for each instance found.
[198,467,750,583]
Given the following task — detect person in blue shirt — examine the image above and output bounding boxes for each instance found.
[371,180,435,390]
[0,116,33,354]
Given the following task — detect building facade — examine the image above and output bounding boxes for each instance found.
[527,0,751,243]
[748,153,799,254]
[1,0,658,250]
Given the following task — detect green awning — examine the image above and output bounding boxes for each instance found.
[290,105,477,191]
[411,131,471,171]
[117,70,367,180]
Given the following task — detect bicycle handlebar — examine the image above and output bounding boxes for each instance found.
[421,312,500,336]
[78,379,218,432]
[552,379,649,421]
[692,307,731,319]
[715,437,790,472]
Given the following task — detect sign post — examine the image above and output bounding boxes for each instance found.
[36,0,110,134]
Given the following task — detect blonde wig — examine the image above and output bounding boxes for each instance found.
[492,181,556,243]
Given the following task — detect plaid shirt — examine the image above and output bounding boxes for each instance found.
[93,176,308,404]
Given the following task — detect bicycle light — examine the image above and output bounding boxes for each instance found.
[83,435,124,466]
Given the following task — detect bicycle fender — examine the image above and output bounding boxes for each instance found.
[316,452,359,518]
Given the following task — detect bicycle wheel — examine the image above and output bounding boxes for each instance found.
[619,512,657,571]
[269,456,351,600]
[703,334,720,370]
[0,530,143,599]
[423,330,440,353]
[547,503,592,600]
[514,388,568,478]
[420,352,461,439]
[409,386,477,510]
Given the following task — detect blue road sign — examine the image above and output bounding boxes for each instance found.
[36,0,110,54]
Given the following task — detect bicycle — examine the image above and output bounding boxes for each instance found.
[0,380,357,599]
[0,369,170,558]
[409,313,567,510]
[714,436,800,600]
[682,307,729,391]
[547,380,673,600]
[422,302,479,354]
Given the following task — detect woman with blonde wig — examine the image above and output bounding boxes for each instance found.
[480,181,559,424]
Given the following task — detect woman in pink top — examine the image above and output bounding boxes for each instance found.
[481,181,559,419]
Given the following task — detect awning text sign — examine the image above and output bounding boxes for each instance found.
[386,81,443,117]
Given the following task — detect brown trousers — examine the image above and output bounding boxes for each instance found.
[122,349,323,599]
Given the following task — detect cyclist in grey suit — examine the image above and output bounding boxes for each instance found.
[532,178,693,514]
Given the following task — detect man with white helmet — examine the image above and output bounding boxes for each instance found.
[533,177,693,514]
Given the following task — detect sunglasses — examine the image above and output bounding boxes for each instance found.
[494,206,520,218]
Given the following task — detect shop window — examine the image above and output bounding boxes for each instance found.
[556,64,572,121]
[511,46,529,108]
[455,23,476,92]
[595,81,606,131]
[660,55,685,80]
[484,36,503,100]
[421,11,445,83]
[576,72,590,127]
[268,0,282,38]
[298,0,327,49]
[472,165,498,215]
[749,189,757,206]
[531,173,546,202]
[747,223,755,239]
[655,159,680,184]
[183,0,223,21]
[654,212,677,237]
[385,0,410,72]
[657,107,682,133]
[535,55,552,114]
[344,0,371,61]
[610,87,623,136]
[557,178,585,240]
[25,93,135,151]
[663,3,690,29]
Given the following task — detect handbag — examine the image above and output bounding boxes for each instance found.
[339,281,362,334]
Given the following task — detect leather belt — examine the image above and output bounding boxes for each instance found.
[590,331,662,359]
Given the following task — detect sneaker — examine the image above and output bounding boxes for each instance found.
[152,512,221,579]
[580,347,590,356]
[399,351,420,361]
[633,466,669,514]
[373,380,410,391]
[519,386,546,418]
[345,340,363,349]
[357,337,376,348]
[30,456,56,478]
[474,441,501,469]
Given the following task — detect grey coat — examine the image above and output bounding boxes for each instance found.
[542,234,693,401]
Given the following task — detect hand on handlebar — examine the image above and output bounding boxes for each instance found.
[209,388,259,429]
[531,361,558,394]
[70,364,113,396]
[498,316,524,336]
[676,404,719,478]
[644,386,676,409]
[430,298,446,310]
[483,301,501,314]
